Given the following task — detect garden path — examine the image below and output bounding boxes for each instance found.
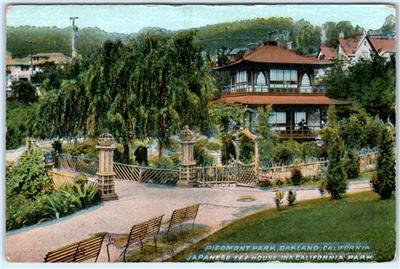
[5,180,370,263]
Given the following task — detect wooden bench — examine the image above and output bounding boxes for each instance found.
[106,215,164,262]
[166,204,200,240]
[44,232,106,263]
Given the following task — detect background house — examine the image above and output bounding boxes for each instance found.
[317,32,396,64]
[6,52,70,95]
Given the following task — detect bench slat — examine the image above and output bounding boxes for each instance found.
[44,233,106,263]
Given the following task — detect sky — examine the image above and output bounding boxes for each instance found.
[6,4,396,34]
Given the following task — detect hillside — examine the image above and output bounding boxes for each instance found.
[6,25,135,58]
[7,15,392,58]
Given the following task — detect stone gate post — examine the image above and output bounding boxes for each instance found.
[96,133,118,201]
[178,126,197,187]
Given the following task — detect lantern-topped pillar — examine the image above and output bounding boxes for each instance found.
[178,126,197,187]
[96,133,118,201]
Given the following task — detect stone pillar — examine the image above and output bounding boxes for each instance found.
[96,133,118,201]
[178,126,197,187]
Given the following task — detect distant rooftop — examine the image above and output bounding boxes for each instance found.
[217,42,330,69]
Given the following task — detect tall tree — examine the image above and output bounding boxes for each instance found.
[371,127,395,199]
[324,53,395,121]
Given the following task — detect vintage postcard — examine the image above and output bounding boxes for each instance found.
[3,1,397,266]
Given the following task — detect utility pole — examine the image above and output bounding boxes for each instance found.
[70,17,79,59]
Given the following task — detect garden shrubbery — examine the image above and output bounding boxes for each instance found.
[343,151,360,179]
[194,139,221,166]
[371,127,395,199]
[149,155,179,169]
[324,127,348,199]
[290,168,303,186]
[6,148,100,231]
[287,190,297,206]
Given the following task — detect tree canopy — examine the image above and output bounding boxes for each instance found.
[32,31,217,162]
[323,53,395,121]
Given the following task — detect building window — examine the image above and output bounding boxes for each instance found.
[244,110,257,132]
[270,69,297,89]
[300,73,312,93]
[255,71,267,92]
[295,112,307,129]
[21,66,29,71]
[235,70,247,83]
[269,112,286,131]
[256,72,266,85]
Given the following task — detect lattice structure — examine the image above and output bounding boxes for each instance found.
[114,162,179,184]
[236,163,258,187]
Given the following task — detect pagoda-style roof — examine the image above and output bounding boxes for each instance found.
[212,93,349,105]
[216,43,331,70]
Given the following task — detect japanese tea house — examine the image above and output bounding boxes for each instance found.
[214,40,348,139]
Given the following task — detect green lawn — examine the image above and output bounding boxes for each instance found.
[171,191,395,262]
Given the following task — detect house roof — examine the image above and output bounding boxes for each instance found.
[7,52,70,66]
[318,45,337,61]
[217,43,331,69]
[369,38,396,53]
[212,93,349,105]
[6,56,31,66]
[32,52,69,58]
[338,35,363,56]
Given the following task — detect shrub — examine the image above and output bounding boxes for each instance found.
[287,190,297,206]
[371,127,395,199]
[272,141,301,164]
[6,147,52,198]
[63,139,97,159]
[290,168,303,185]
[274,191,285,210]
[194,139,216,166]
[325,127,348,199]
[6,195,46,230]
[300,142,320,161]
[74,174,88,186]
[343,151,360,179]
[319,181,327,197]
[44,182,100,219]
[239,135,255,164]
[12,80,38,103]
[275,179,284,187]
[257,105,277,166]
[150,155,177,169]
[6,101,37,149]
[258,178,273,188]
[6,174,100,230]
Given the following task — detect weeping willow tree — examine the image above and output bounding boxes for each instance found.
[35,30,217,163]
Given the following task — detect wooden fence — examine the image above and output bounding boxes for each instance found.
[194,162,257,187]
[58,149,378,187]
[113,162,179,184]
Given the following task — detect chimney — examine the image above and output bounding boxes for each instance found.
[339,30,345,39]
[287,41,293,50]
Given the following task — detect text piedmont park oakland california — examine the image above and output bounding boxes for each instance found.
[4,3,396,265]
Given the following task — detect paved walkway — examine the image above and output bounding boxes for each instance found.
[5,180,371,262]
